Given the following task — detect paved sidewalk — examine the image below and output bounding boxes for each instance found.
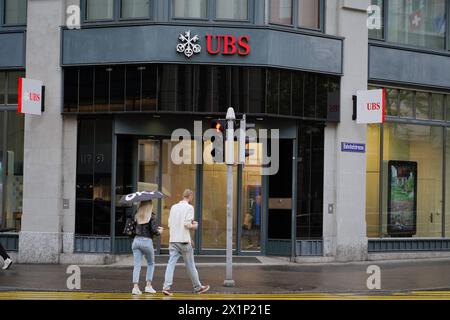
[1,257,450,294]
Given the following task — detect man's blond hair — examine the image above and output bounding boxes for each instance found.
[183,189,194,198]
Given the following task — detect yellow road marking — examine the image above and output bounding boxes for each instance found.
[0,292,450,300]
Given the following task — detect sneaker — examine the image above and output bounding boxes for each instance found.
[145,286,156,294]
[2,258,12,270]
[162,288,173,296]
[132,287,142,295]
[195,285,210,294]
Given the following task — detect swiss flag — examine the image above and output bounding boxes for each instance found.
[409,9,423,32]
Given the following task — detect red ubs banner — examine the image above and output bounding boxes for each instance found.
[206,34,251,56]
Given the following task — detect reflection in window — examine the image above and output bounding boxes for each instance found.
[431,94,444,120]
[216,0,248,20]
[121,0,150,19]
[7,71,24,105]
[399,90,414,118]
[298,0,320,29]
[270,0,293,25]
[86,0,114,20]
[415,92,430,120]
[368,0,384,39]
[4,0,27,25]
[382,123,443,238]
[174,0,207,18]
[366,124,381,237]
[388,0,446,50]
[0,112,25,232]
[385,88,399,116]
[0,73,5,104]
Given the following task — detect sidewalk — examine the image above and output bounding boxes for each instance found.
[1,257,450,294]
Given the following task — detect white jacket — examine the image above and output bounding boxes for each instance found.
[168,200,195,243]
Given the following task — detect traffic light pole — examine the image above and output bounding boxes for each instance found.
[224,108,236,287]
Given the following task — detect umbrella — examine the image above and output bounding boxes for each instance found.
[119,191,166,205]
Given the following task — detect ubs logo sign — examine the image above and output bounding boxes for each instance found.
[177,30,251,58]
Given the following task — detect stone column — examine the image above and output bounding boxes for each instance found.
[324,0,370,262]
[19,0,66,263]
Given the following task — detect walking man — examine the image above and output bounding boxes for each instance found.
[162,189,210,296]
[0,243,12,270]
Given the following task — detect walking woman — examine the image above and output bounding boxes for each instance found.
[0,243,12,270]
[132,200,163,295]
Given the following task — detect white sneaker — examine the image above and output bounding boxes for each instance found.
[132,287,142,295]
[145,286,156,294]
[2,258,12,270]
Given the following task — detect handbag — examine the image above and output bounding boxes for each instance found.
[123,217,136,237]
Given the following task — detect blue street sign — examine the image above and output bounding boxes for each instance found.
[341,142,366,153]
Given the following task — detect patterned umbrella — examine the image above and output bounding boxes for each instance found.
[119,191,166,205]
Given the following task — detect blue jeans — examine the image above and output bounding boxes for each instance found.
[132,236,155,284]
[163,243,202,291]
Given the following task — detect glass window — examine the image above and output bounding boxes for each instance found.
[1,112,24,232]
[292,71,304,117]
[64,68,79,113]
[121,0,150,19]
[304,73,316,118]
[86,0,114,20]
[202,141,238,250]
[298,0,320,29]
[387,0,446,50]
[125,66,141,112]
[79,68,94,112]
[248,68,266,114]
[399,90,413,118]
[266,69,279,114]
[279,70,292,115]
[142,66,158,112]
[94,67,110,112]
[230,67,248,114]
[194,65,213,112]
[385,88,399,116]
[4,0,27,25]
[382,123,443,238]
[0,113,3,229]
[212,66,231,113]
[161,140,197,249]
[110,66,126,111]
[446,128,450,236]
[368,0,384,39]
[216,0,248,20]
[431,94,444,120]
[415,92,430,120]
[159,65,177,111]
[7,71,24,105]
[315,74,328,119]
[270,0,293,25]
[174,0,207,18]
[0,72,5,104]
[177,65,194,112]
[366,124,381,237]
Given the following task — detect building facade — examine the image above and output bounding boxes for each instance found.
[0,0,449,264]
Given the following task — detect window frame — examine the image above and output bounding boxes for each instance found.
[82,0,154,24]
[0,70,25,107]
[119,0,153,22]
[212,0,253,23]
[268,0,325,32]
[1,0,27,27]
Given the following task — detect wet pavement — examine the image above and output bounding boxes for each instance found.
[1,257,450,294]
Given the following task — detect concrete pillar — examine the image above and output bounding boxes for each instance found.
[19,0,66,263]
[325,0,370,261]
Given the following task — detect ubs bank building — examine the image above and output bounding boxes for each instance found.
[2,0,449,265]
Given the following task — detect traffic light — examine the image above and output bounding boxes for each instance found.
[210,119,227,163]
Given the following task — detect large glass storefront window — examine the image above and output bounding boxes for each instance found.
[367,123,444,238]
[161,140,197,249]
[446,129,450,236]
[4,0,27,25]
[216,0,248,20]
[75,119,113,236]
[173,0,207,18]
[387,0,446,50]
[0,111,24,232]
[366,124,381,238]
[0,71,24,106]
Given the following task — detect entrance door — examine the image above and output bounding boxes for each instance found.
[267,140,293,256]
